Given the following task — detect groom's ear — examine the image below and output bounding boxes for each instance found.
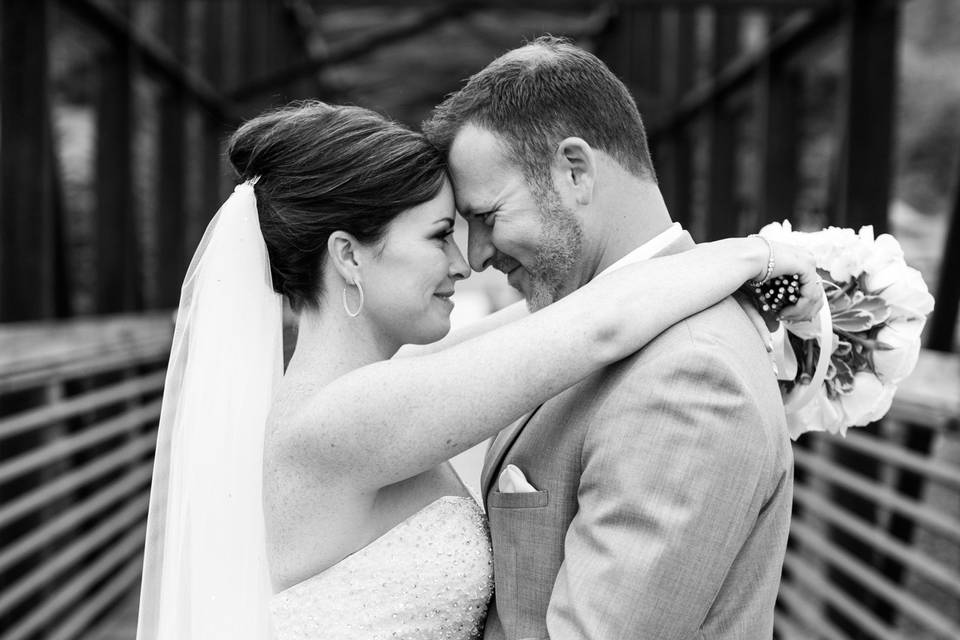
[554,137,596,206]
[328,231,364,283]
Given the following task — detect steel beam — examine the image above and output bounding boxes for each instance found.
[60,0,239,125]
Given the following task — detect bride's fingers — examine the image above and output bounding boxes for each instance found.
[772,244,816,281]
[779,274,824,321]
[746,240,824,321]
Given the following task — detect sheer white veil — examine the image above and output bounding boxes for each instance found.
[137,180,282,639]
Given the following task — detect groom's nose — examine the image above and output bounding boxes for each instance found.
[467,221,495,272]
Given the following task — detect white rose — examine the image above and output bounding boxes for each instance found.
[758,220,795,241]
[878,266,935,320]
[866,383,897,424]
[862,233,904,281]
[787,391,844,439]
[838,372,890,429]
[872,320,922,384]
[864,255,908,293]
[804,227,870,282]
[826,249,867,283]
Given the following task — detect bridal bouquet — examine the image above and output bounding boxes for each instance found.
[755,221,935,439]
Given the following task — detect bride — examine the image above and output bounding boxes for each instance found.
[136,100,820,639]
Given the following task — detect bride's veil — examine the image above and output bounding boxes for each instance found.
[137,181,283,639]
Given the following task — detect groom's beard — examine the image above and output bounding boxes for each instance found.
[525,185,583,312]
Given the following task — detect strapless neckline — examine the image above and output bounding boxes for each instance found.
[270,494,493,639]
[274,495,478,596]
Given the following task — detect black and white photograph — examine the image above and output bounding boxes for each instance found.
[1,1,958,638]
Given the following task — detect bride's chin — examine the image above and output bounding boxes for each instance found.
[406,322,451,346]
[428,322,452,343]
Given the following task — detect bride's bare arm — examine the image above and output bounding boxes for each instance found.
[281,237,818,490]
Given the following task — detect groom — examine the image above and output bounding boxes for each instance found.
[425,37,793,639]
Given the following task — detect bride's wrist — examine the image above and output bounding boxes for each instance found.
[746,235,774,284]
[719,237,768,284]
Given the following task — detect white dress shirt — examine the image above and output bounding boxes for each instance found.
[596,222,685,279]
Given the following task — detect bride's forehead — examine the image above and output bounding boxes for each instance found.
[390,192,455,228]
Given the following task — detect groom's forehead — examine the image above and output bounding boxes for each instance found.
[450,180,488,217]
[449,123,511,167]
[450,169,516,219]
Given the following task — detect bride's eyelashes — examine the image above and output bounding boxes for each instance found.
[432,227,455,243]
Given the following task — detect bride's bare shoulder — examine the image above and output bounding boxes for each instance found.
[264,376,345,462]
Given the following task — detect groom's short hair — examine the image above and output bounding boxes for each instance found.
[424,35,656,186]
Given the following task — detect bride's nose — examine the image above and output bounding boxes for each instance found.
[448,241,470,281]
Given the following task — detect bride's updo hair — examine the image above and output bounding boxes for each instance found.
[227,100,447,311]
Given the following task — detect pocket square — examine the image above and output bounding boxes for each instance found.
[498,464,538,493]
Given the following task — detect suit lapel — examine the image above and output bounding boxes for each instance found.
[480,231,696,502]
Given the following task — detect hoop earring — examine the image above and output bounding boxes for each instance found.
[342,281,364,317]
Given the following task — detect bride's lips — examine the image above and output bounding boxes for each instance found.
[433,290,455,309]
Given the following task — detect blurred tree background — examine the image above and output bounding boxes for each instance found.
[894,0,960,293]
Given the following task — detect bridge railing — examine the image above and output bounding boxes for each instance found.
[1,314,958,639]
[0,313,172,640]
[776,349,960,639]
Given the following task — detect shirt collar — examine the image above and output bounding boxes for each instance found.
[596,222,685,279]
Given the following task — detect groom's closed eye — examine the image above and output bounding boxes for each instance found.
[472,211,496,226]
[460,206,496,223]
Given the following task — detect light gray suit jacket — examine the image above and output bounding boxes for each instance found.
[481,233,793,640]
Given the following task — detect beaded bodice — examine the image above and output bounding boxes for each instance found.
[270,496,493,639]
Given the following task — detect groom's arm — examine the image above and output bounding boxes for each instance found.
[545,342,773,639]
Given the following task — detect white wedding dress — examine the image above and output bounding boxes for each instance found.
[138,185,494,639]
[270,496,494,639]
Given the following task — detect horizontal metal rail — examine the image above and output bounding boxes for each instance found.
[790,518,960,638]
[46,553,144,640]
[3,523,146,640]
[0,431,155,529]
[0,371,166,440]
[776,579,850,640]
[793,447,960,543]
[0,399,162,483]
[783,549,901,640]
[0,462,152,575]
[793,484,960,598]
[0,312,171,640]
[0,489,149,617]
[830,429,960,489]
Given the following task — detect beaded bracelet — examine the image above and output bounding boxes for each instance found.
[748,233,775,286]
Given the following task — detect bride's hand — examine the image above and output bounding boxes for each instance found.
[757,239,824,322]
